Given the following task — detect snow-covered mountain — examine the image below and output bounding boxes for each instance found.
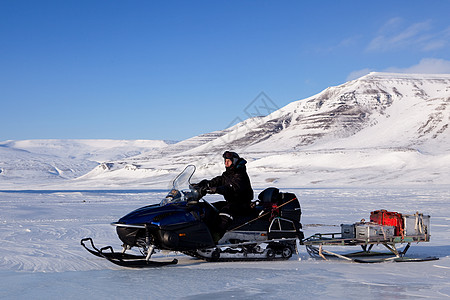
[1,72,449,189]
[182,72,450,155]
[81,72,449,188]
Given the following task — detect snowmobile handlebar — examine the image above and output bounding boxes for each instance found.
[189,183,208,197]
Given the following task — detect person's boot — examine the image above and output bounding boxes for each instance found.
[213,213,233,243]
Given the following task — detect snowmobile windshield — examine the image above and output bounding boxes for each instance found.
[160,165,196,206]
[172,165,195,191]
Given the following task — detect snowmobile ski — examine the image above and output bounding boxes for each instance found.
[80,238,178,268]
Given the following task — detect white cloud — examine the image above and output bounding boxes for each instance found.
[347,58,450,81]
[385,58,450,74]
[422,40,446,51]
[367,18,447,52]
[346,68,373,81]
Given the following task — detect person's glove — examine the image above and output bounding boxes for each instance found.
[207,186,217,194]
[198,179,209,187]
[199,186,208,196]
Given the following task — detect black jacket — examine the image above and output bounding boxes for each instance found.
[207,158,254,213]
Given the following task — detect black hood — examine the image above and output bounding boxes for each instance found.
[226,158,247,172]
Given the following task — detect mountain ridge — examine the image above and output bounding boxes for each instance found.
[1,72,449,189]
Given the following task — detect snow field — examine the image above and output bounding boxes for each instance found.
[0,187,449,299]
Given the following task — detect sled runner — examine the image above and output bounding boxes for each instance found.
[303,211,438,263]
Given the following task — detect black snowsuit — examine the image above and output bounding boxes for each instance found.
[198,158,254,234]
[208,158,254,216]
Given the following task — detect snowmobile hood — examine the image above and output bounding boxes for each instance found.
[116,203,197,227]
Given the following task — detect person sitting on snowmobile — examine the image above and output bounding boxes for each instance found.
[194,151,254,235]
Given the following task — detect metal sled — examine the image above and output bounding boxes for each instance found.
[303,232,438,263]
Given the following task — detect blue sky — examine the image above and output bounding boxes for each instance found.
[2,1,450,141]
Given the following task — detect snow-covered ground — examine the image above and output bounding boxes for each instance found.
[1,187,449,299]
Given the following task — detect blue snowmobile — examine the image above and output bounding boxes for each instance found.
[81,165,303,268]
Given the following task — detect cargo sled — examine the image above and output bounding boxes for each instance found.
[303,210,438,263]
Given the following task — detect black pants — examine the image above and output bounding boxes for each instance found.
[212,201,252,232]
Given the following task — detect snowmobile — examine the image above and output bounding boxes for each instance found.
[81,165,304,268]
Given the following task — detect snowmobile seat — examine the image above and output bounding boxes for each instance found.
[258,187,281,209]
[229,214,269,231]
[258,188,302,225]
[279,192,301,224]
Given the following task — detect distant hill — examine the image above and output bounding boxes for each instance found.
[0,140,170,189]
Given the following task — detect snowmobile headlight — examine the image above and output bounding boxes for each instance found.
[160,197,172,206]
